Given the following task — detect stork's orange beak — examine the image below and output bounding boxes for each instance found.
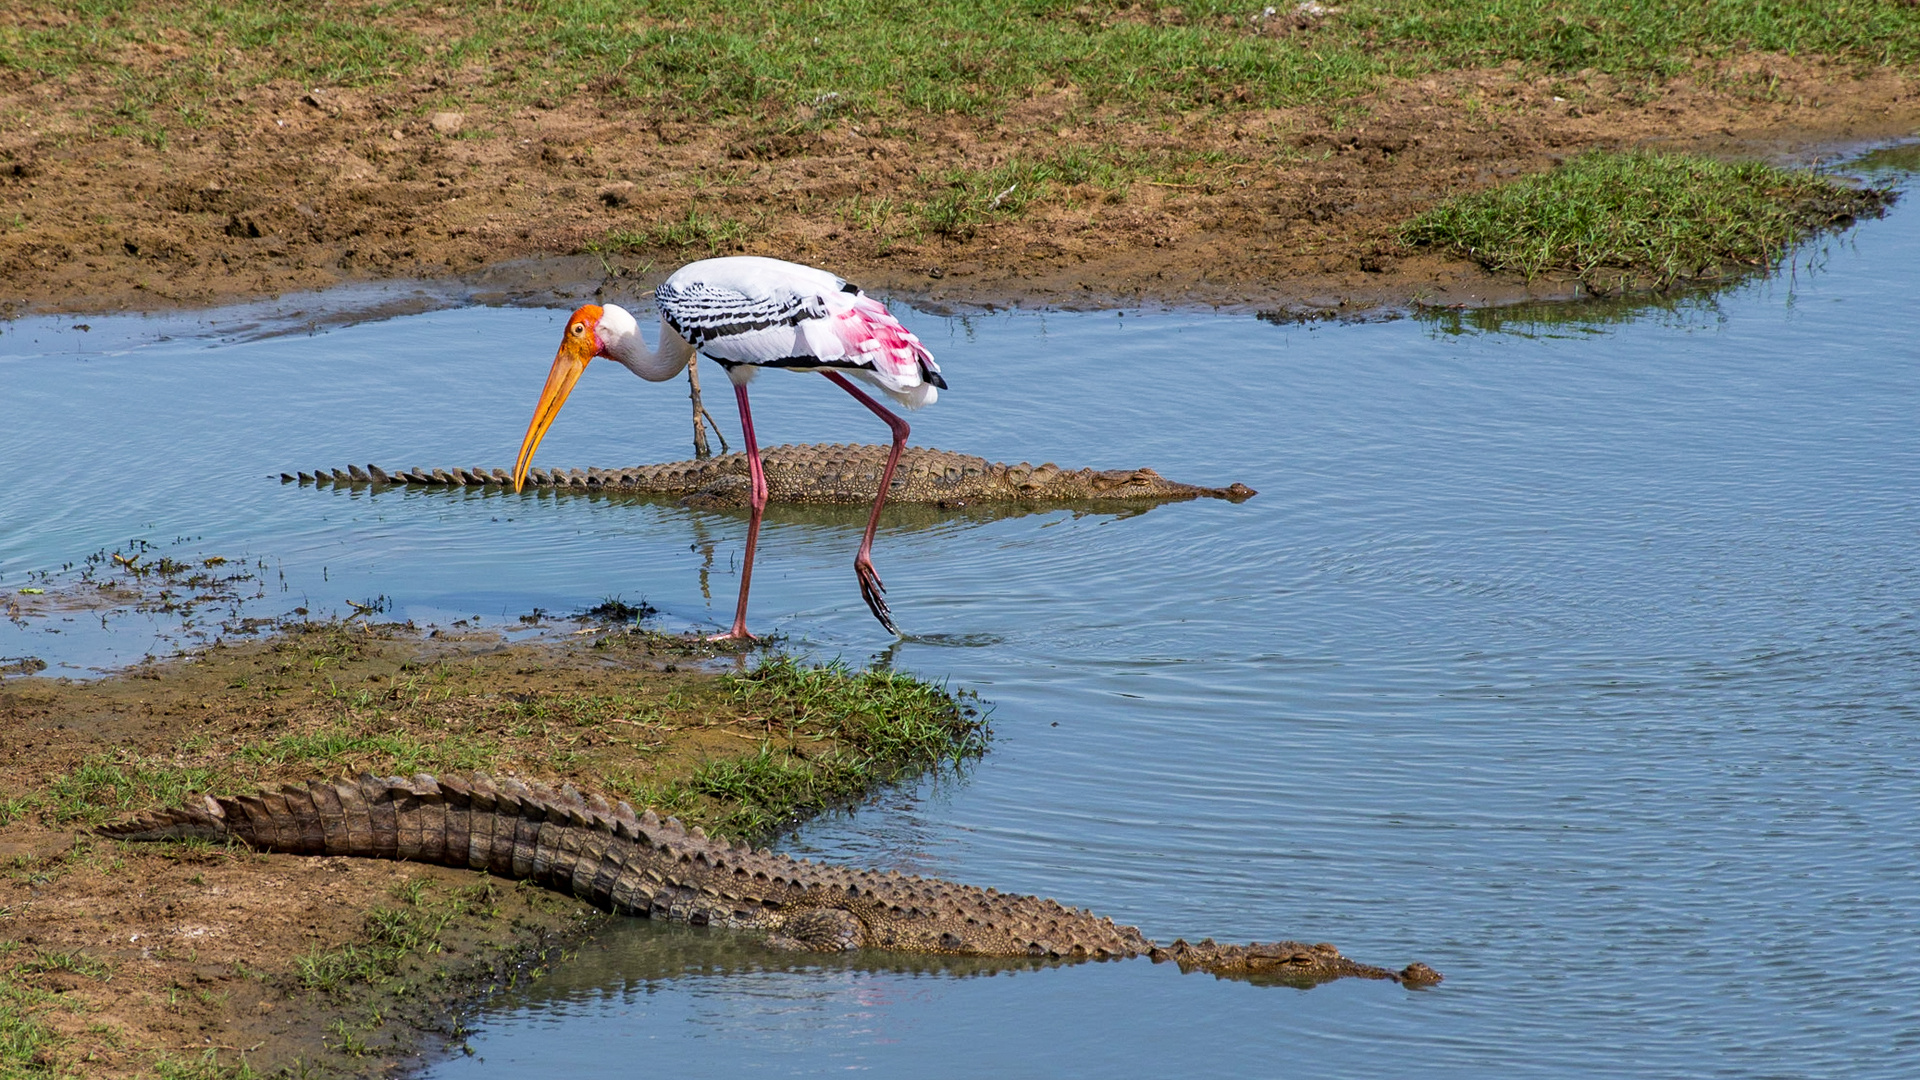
[513,305,604,492]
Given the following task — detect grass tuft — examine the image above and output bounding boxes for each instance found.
[151,1049,261,1079]
[645,655,994,839]
[725,655,989,767]
[42,756,227,827]
[293,880,474,998]
[0,797,34,828]
[598,206,749,255]
[1401,150,1895,290]
[580,596,658,624]
[22,949,113,981]
[0,972,59,1076]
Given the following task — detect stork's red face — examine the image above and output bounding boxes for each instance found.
[513,304,605,492]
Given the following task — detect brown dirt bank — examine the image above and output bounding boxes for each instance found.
[3,54,1916,320]
[0,619,913,1078]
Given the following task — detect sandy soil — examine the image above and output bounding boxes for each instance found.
[2,54,1915,320]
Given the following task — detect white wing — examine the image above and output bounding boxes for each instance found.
[655,256,944,405]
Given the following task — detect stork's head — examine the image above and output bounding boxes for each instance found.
[512,304,628,492]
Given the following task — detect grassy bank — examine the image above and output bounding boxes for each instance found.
[1401,150,1897,292]
[0,620,988,1077]
[5,0,1915,316]
[20,622,986,843]
[7,0,1918,135]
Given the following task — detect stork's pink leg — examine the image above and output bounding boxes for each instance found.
[822,371,907,635]
[713,381,767,641]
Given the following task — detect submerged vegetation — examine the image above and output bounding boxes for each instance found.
[1401,150,1896,291]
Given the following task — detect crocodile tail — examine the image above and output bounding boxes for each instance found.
[91,775,447,860]
[93,774,676,917]
[95,794,232,843]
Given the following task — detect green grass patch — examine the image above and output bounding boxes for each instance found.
[4,0,1917,141]
[663,656,990,839]
[725,655,989,766]
[1401,150,1895,290]
[603,656,990,841]
[293,880,494,998]
[682,745,879,839]
[0,797,34,828]
[41,755,227,827]
[1334,0,1920,77]
[150,1050,261,1079]
[235,723,498,775]
[20,949,113,981]
[597,205,751,256]
[0,947,112,1075]
[0,970,61,1076]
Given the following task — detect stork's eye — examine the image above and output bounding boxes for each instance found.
[571,322,586,336]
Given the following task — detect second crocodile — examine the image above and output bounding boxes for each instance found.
[100,772,1436,990]
[283,443,1256,508]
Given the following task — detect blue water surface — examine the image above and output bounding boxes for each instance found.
[3,152,1917,1078]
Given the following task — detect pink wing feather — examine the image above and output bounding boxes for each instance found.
[833,293,936,384]
[656,256,943,406]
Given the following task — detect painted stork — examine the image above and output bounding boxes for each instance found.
[511,256,945,640]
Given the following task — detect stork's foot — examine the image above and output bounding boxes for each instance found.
[708,625,756,643]
[854,556,898,635]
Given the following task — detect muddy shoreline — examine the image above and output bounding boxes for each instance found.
[5,56,1916,323]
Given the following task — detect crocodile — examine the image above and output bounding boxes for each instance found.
[281,443,1256,509]
[99,772,1437,990]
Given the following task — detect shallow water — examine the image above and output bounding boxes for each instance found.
[5,153,1919,1077]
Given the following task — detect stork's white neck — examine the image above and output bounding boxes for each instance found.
[598,304,694,382]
